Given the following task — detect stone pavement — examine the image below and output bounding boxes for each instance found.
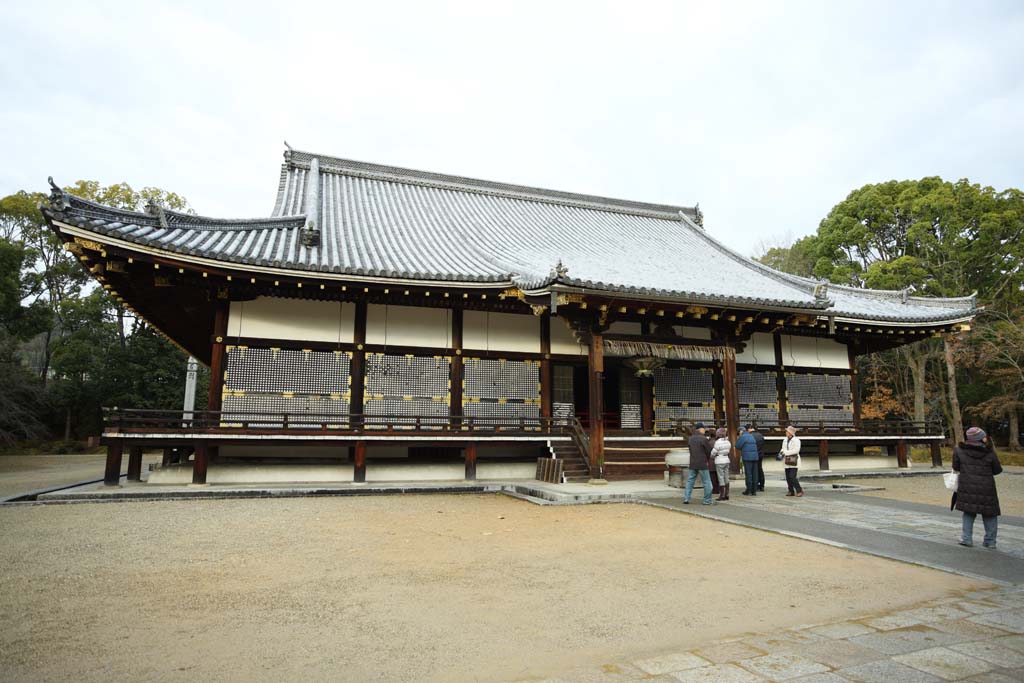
[524,586,1024,682]
[637,490,1024,586]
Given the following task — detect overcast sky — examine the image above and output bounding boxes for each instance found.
[2,0,1022,254]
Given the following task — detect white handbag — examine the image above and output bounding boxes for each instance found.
[943,471,959,492]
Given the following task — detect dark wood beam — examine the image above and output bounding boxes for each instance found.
[192,443,209,484]
[848,343,861,426]
[350,302,368,425]
[104,441,123,486]
[464,442,477,480]
[587,330,605,480]
[539,312,552,420]
[450,307,464,425]
[818,439,830,471]
[774,331,790,425]
[722,349,740,474]
[354,440,367,482]
[127,445,143,482]
[207,299,230,411]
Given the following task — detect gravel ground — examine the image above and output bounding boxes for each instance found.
[0,454,161,498]
[0,494,982,682]
[843,465,1024,515]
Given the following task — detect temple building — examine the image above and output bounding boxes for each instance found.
[40,147,977,486]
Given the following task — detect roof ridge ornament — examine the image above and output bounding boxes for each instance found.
[813,282,829,300]
[554,259,569,279]
[692,203,704,228]
[144,198,169,228]
[47,176,70,211]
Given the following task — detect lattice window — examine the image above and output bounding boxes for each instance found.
[464,358,540,426]
[786,373,853,425]
[553,364,575,423]
[364,354,451,429]
[654,367,714,424]
[221,346,352,427]
[737,369,779,426]
[619,368,642,429]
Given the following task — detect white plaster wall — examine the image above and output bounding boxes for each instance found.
[608,321,642,335]
[787,335,820,368]
[229,297,354,343]
[366,304,451,347]
[679,326,712,340]
[464,311,540,353]
[736,332,776,365]
[818,338,851,369]
[550,316,586,355]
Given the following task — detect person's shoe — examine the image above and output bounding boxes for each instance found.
[742,490,751,496]
[786,493,795,497]
[983,542,997,549]
[750,492,756,496]
[702,500,715,505]
[682,500,690,505]
[758,486,765,491]
[796,492,804,497]
[958,539,973,547]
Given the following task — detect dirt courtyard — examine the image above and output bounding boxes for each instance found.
[0,494,983,682]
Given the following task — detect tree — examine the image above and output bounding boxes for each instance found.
[808,178,1024,441]
[0,180,195,444]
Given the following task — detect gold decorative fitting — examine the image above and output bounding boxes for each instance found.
[202,272,208,278]
[656,310,665,316]
[320,284,325,290]
[251,278,256,284]
[73,237,103,252]
[215,336,224,343]
[530,304,547,316]
[637,307,647,315]
[499,287,526,302]
[216,285,229,299]
[153,263,160,270]
[178,268,184,274]
[297,282,302,288]
[619,306,627,314]
[154,274,172,287]
[675,311,685,318]
[65,242,83,255]
[556,293,585,306]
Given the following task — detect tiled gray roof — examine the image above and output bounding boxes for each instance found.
[41,149,977,324]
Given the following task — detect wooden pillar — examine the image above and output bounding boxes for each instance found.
[103,441,124,486]
[127,445,143,482]
[930,441,942,467]
[896,439,909,468]
[587,331,605,479]
[161,447,174,467]
[207,299,230,413]
[192,443,209,484]
[450,307,464,429]
[774,331,789,426]
[640,376,654,432]
[350,301,368,430]
[465,442,477,480]
[818,439,830,471]
[354,440,367,482]
[539,312,552,425]
[712,362,724,426]
[848,344,861,426]
[722,348,741,474]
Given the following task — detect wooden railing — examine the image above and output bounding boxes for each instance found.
[102,408,576,436]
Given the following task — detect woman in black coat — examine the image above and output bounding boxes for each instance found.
[953,427,1003,548]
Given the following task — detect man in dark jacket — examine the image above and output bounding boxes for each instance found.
[752,426,766,491]
[736,425,761,496]
[684,422,715,505]
[954,427,1002,548]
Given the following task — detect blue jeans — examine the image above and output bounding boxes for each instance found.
[684,468,713,504]
[962,512,998,546]
[744,461,758,494]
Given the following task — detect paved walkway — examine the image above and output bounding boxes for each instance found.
[527,585,1024,683]
[637,489,1024,586]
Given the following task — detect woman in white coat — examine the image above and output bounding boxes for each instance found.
[778,425,803,497]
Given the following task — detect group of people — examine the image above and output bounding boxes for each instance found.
[679,419,1005,549]
[682,422,804,505]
